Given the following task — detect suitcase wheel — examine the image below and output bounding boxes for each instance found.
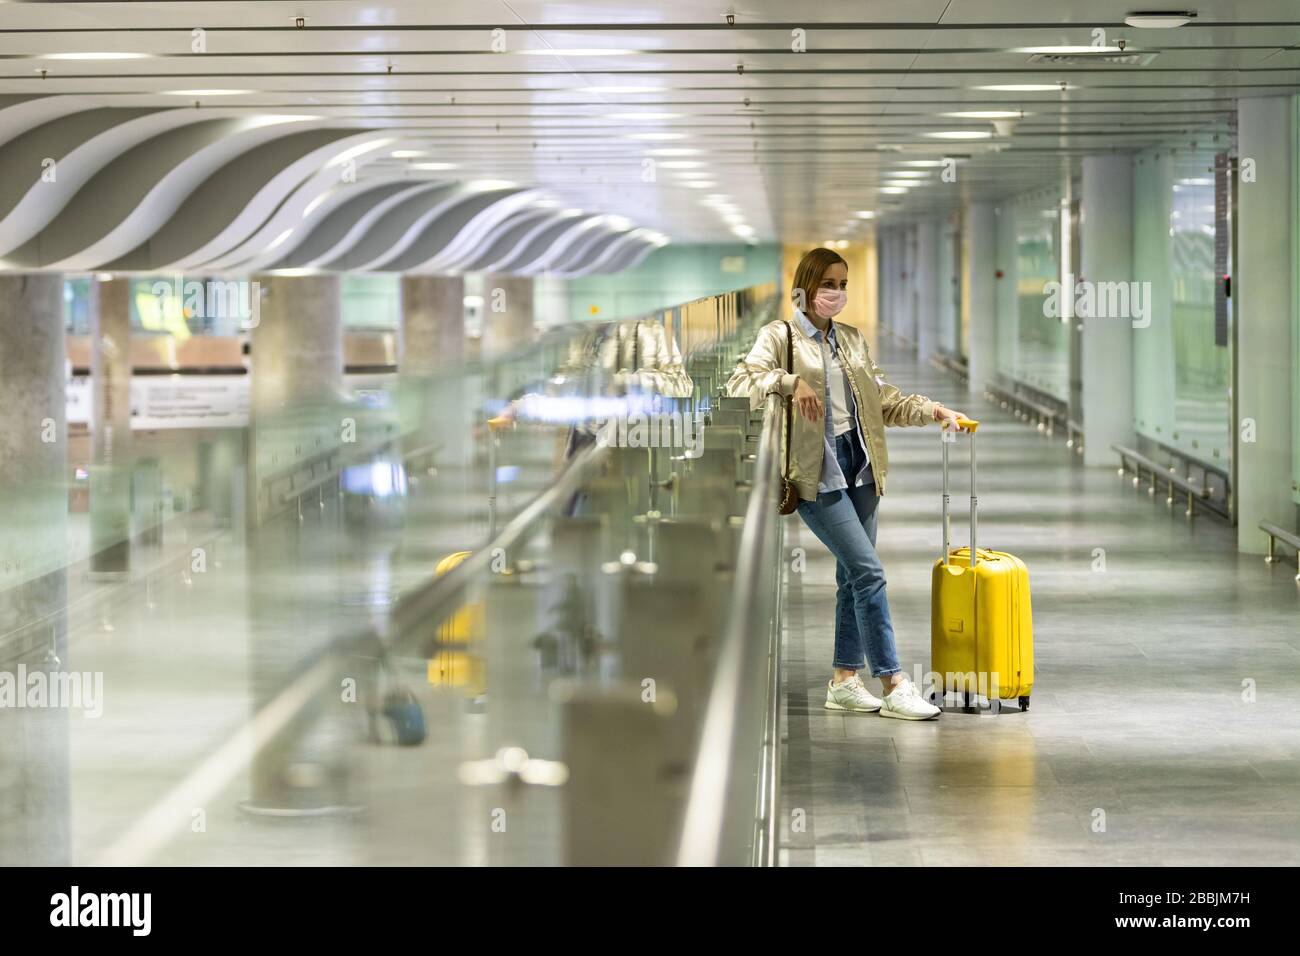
[1019,696,1030,711]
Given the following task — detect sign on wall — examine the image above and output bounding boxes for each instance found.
[67,374,394,430]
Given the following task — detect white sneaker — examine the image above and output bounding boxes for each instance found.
[879,679,941,721]
[824,674,882,713]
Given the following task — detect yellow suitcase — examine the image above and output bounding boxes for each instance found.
[426,550,486,697]
[930,421,1034,710]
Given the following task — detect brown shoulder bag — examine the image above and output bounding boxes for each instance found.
[777,320,800,515]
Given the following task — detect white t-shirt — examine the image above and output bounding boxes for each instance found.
[824,343,854,436]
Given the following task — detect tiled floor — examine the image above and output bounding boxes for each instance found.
[779,345,1300,867]
[6,351,1295,866]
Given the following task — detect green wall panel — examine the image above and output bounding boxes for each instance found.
[565,243,781,323]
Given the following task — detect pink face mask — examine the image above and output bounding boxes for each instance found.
[812,288,847,319]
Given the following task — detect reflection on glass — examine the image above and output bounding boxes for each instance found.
[1169,157,1229,462]
[2,276,777,867]
[1134,149,1230,464]
[1011,191,1068,400]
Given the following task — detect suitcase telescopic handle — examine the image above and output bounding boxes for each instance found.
[941,418,980,568]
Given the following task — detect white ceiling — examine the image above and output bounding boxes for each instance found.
[0,1,1293,249]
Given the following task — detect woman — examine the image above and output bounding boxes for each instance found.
[727,247,967,720]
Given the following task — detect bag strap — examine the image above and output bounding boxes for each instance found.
[782,321,794,483]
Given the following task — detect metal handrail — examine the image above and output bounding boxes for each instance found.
[386,437,608,641]
[676,393,784,866]
[1066,419,1084,456]
[1112,443,1230,520]
[985,381,1062,430]
[930,351,968,382]
[1113,443,1208,496]
[98,281,781,866]
[1260,520,1300,581]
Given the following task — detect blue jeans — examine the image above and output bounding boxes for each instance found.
[796,431,902,677]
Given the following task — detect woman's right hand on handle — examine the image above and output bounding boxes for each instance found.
[792,378,823,423]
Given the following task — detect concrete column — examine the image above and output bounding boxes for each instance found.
[0,273,69,648]
[399,274,464,375]
[901,227,917,345]
[915,220,940,361]
[398,274,468,474]
[481,275,534,358]
[1236,96,1295,552]
[89,277,133,573]
[247,273,344,528]
[966,201,998,399]
[245,273,352,815]
[245,272,345,541]
[1079,154,1136,467]
[887,229,904,343]
[881,231,896,340]
[937,215,959,354]
[250,274,343,414]
[0,273,71,864]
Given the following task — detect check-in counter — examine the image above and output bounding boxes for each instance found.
[66,334,247,373]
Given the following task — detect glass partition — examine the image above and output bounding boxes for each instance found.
[1003,185,1069,400]
[1133,147,1231,466]
[4,278,782,867]
[937,211,961,357]
[1295,101,1300,508]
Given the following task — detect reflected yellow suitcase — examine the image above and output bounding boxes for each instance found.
[427,550,486,696]
[930,421,1034,710]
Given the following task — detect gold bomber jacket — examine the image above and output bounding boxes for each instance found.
[726,316,939,500]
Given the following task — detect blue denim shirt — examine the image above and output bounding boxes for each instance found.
[793,309,872,493]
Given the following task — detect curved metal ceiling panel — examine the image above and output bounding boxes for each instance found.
[422,190,546,273]
[575,229,659,277]
[613,241,662,275]
[212,166,422,274]
[590,239,654,277]
[2,115,323,271]
[0,106,159,226]
[484,212,584,274]
[269,179,414,269]
[378,187,527,274]
[0,95,107,151]
[510,215,607,276]
[0,107,247,258]
[105,128,379,272]
[0,93,657,276]
[172,133,402,272]
[548,225,630,276]
[454,209,558,274]
[321,180,461,272]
